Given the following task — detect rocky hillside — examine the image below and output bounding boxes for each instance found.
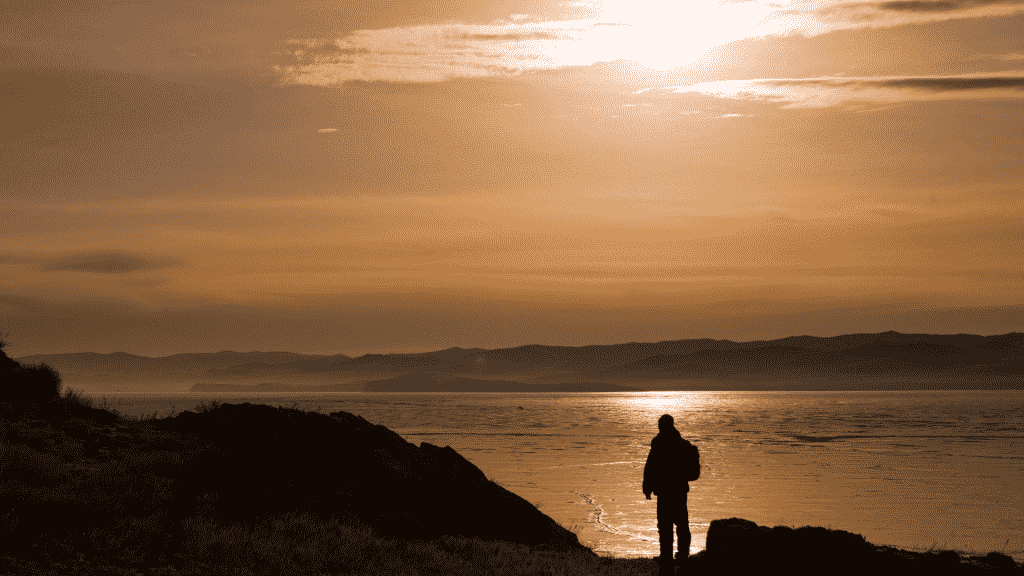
[152,402,586,551]
[0,399,587,567]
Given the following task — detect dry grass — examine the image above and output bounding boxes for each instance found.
[1,513,663,576]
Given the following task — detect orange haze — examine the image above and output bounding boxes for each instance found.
[2,0,1023,356]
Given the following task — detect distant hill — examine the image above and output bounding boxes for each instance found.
[190,381,357,392]
[22,332,1024,390]
[200,353,355,376]
[602,332,1024,379]
[361,373,638,392]
[15,351,343,377]
[189,375,638,393]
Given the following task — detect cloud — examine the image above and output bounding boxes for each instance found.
[817,0,1024,26]
[939,268,1024,280]
[877,0,1024,12]
[974,52,1024,61]
[0,254,42,267]
[454,31,566,42]
[850,215,1024,273]
[774,76,1024,91]
[6,288,1024,356]
[784,265,935,277]
[43,253,179,274]
[273,23,578,84]
[279,40,371,63]
[644,74,1024,107]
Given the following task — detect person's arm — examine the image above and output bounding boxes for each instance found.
[642,440,656,499]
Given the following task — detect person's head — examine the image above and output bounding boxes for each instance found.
[658,414,674,433]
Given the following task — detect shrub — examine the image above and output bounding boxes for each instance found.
[62,388,95,410]
[0,339,63,410]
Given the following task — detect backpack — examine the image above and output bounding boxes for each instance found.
[682,439,701,482]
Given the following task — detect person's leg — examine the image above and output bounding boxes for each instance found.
[656,495,674,562]
[675,493,690,562]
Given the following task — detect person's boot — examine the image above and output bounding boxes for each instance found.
[658,530,674,569]
[676,530,691,567]
[657,549,674,569]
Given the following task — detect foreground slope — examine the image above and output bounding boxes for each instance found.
[152,402,585,550]
[0,403,585,561]
[1,397,1021,575]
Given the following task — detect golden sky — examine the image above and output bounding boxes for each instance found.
[2,0,1023,355]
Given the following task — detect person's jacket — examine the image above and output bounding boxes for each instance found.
[643,427,691,496]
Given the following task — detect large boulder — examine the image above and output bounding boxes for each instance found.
[707,517,870,559]
[703,518,1019,576]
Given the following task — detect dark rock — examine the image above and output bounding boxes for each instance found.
[705,518,768,555]
[792,524,871,563]
[971,552,1017,571]
[923,550,966,571]
[705,518,872,564]
[703,518,1015,576]
[154,402,588,554]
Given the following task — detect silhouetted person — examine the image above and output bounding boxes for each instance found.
[644,414,700,569]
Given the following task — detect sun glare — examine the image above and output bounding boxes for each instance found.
[618,391,705,412]
[276,0,817,85]
[551,0,810,72]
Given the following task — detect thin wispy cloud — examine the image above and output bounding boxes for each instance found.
[974,53,1024,61]
[819,0,1024,24]
[641,74,1024,107]
[795,76,1024,90]
[43,252,179,274]
[273,23,577,84]
[877,0,1024,12]
[271,0,825,85]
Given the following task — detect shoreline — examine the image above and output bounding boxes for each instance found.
[26,388,1021,562]
[1,394,1021,573]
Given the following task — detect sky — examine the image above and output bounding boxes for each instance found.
[2,0,1023,356]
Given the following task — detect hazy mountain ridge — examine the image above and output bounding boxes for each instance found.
[14,350,342,377]
[362,373,639,392]
[603,333,1024,378]
[20,332,1024,390]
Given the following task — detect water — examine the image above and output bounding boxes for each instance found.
[102,390,1024,559]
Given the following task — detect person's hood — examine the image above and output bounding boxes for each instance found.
[654,427,682,443]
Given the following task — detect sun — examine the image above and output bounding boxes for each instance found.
[538,0,810,74]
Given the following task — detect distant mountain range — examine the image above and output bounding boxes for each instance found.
[18,331,1024,391]
[190,375,637,393]
[14,350,346,377]
[361,373,638,392]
